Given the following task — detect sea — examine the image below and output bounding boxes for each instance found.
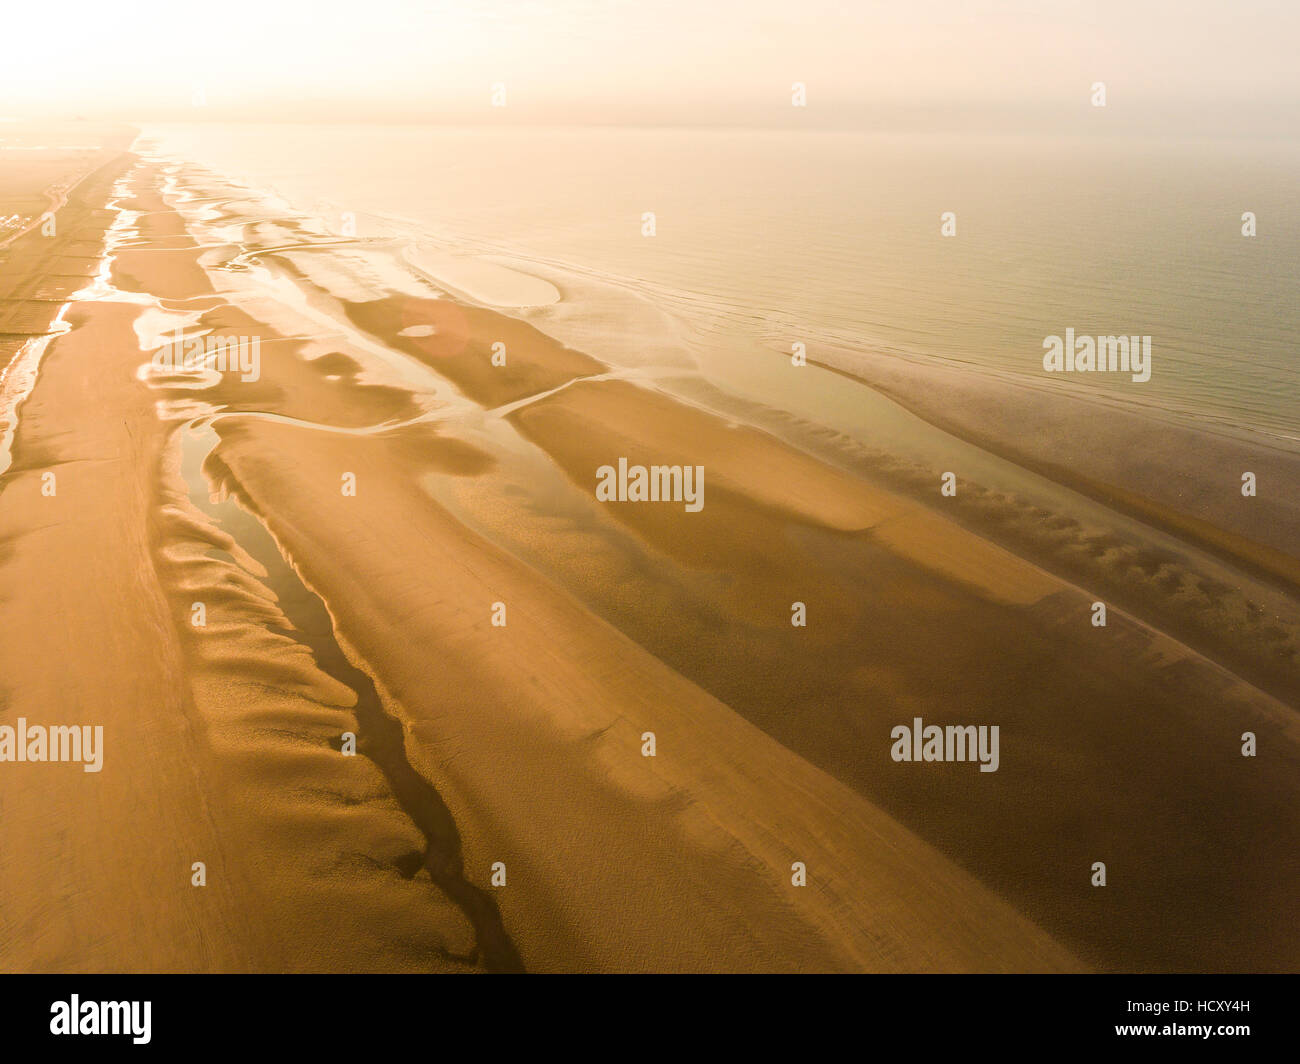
[140,123,1300,445]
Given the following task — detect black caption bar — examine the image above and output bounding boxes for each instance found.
[0,974,1289,1053]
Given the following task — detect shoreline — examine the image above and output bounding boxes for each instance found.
[1,128,1297,972]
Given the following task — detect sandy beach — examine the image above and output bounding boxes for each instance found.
[0,122,1296,974]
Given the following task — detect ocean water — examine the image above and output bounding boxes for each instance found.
[141,123,1300,443]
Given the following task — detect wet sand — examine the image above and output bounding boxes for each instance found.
[0,124,1296,972]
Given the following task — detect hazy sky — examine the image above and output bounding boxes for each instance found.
[4,0,1298,128]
